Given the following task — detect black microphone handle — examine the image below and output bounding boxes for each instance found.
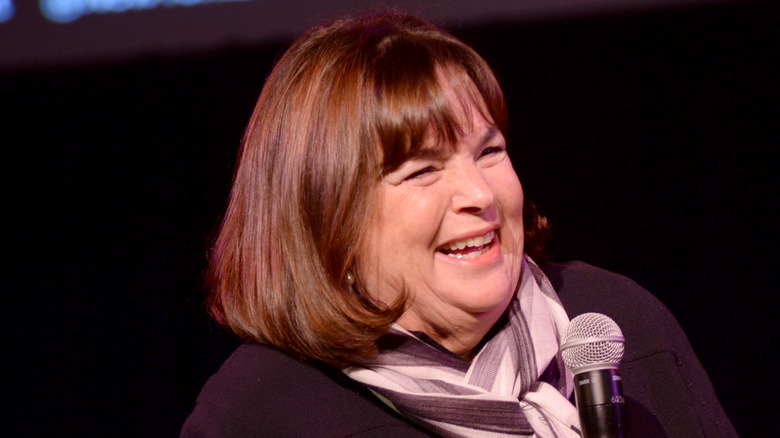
[572,368,625,438]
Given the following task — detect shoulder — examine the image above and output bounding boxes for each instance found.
[181,342,433,438]
[542,261,738,437]
[541,260,662,319]
[542,260,679,361]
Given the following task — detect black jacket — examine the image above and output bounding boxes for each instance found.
[181,261,737,437]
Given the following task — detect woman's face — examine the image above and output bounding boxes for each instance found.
[357,76,525,351]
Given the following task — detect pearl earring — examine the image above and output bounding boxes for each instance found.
[345,272,355,286]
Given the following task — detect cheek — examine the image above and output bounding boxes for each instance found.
[355,234,395,306]
[381,187,446,252]
[355,190,440,305]
[495,167,524,219]
[494,169,525,249]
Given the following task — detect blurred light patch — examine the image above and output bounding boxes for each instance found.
[40,0,249,24]
[0,0,15,23]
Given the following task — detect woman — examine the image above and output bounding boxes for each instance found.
[182,13,736,437]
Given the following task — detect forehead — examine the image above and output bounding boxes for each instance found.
[380,67,497,170]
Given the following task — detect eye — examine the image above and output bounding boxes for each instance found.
[480,146,505,157]
[404,166,436,181]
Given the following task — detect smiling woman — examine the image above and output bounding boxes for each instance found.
[182,12,736,438]
[203,13,535,370]
[357,69,525,359]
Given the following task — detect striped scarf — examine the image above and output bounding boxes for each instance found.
[344,256,581,437]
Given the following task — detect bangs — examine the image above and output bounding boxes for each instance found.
[367,35,507,174]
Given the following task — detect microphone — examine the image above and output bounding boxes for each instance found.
[560,313,626,438]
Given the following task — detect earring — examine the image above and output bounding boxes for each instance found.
[345,271,355,286]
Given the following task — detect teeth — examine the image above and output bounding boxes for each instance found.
[443,231,495,251]
[451,250,482,259]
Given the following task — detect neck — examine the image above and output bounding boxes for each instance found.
[397,308,506,360]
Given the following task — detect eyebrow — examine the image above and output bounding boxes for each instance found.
[411,146,450,161]
[410,125,500,161]
[479,125,500,146]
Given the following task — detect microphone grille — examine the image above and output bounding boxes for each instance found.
[561,312,625,373]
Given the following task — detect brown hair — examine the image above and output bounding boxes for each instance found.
[208,12,550,367]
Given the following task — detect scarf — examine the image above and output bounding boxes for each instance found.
[344,256,581,438]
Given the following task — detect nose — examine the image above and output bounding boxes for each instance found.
[450,162,496,215]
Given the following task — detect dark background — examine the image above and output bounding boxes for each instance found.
[5,1,777,436]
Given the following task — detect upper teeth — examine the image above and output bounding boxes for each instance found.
[443,231,495,251]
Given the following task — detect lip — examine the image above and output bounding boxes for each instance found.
[437,225,500,250]
[435,225,501,266]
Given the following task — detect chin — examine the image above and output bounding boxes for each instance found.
[444,277,516,315]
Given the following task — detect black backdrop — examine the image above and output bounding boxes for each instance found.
[5,2,777,436]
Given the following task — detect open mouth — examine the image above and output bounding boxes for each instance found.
[438,230,496,259]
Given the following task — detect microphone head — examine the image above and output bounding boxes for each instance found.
[561,312,625,374]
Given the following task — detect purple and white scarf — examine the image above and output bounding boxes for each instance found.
[344,256,581,437]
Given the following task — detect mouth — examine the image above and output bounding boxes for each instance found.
[437,230,496,259]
